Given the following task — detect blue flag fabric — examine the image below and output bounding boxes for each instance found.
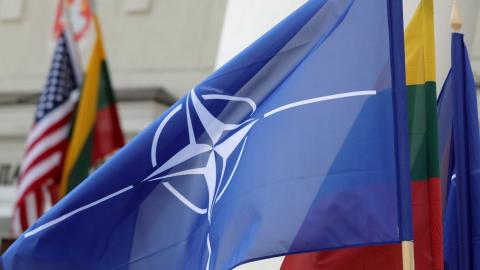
[438,33,480,270]
[1,1,412,269]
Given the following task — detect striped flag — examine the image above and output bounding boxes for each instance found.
[281,0,444,269]
[404,1,444,268]
[12,32,82,235]
[58,15,124,197]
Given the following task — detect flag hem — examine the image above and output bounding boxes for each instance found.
[386,0,414,241]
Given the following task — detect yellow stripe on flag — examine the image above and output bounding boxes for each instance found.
[59,16,105,196]
[405,0,436,85]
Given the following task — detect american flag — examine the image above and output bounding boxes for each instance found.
[12,32,81,235]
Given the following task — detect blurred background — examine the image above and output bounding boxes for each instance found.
[0,0,479,268]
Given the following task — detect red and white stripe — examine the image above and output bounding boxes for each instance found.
[12,92,78,235]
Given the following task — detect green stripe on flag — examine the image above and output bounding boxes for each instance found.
[407,81,440,180]
[97,61,115,111]
[66,131,94,193]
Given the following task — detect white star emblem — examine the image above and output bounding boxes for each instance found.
[144,88,258,221]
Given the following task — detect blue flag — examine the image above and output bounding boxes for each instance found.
[438,33,480,270]
[1,1,412,269]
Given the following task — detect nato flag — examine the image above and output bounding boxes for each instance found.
[1,0,412,269]
[438,33,480,270]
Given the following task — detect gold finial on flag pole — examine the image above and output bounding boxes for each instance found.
[451,0,463,33]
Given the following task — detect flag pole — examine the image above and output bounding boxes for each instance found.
[451,0,463,33]
[402,241,415,270]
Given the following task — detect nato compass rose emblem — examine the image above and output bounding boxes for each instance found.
[141,88,258,269]
[143,88,257,221]
[23,84,376,270]
[139,87,377,269]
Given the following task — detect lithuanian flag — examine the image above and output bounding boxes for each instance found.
[281,1,443,269]
[404,0,443,269]
[59,16,124,196]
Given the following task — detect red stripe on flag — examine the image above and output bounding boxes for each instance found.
[92,105,124,165]
[412,178,443,270]
[19,203,29,232]
[281,244,402,270]
[26,112,72,153]
[21,139,68,179]
[16,166,59,207]
[35,188,45,220]
[48,180,60,205]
